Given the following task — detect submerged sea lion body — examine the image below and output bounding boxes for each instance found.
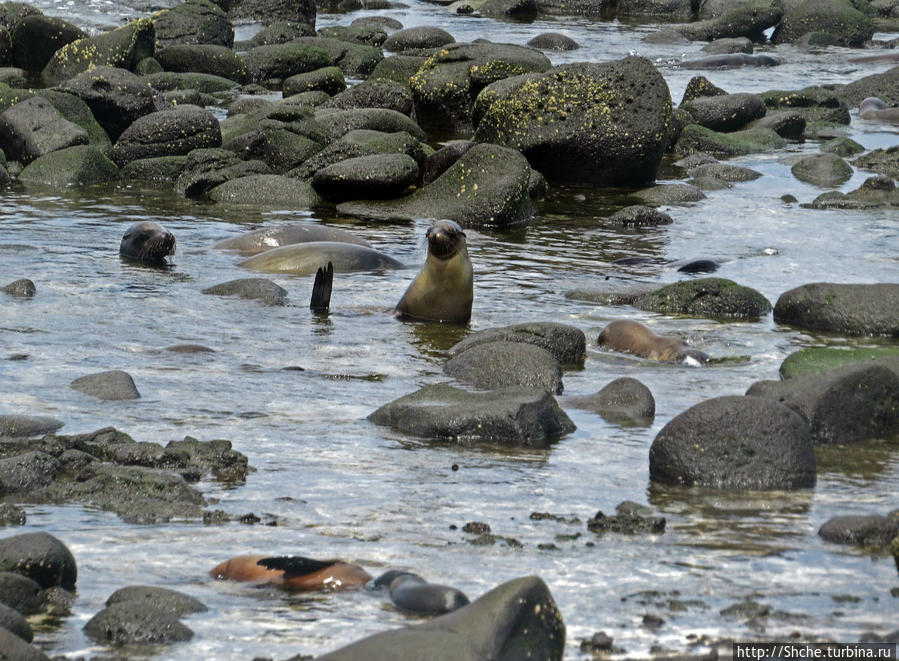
[599,320,708,364]
[679,53,780,69]
[210,554,372,591]
[119,221,176,265]
[372,570,470,616]
[395,220,473,323]
[239,241,404,275]
[213,223,371,256]
[859,97,899,123]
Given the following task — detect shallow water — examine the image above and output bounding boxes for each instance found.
[1,1,898,659]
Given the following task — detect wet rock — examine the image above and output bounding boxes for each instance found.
[316,107,426,142]
[853,147,899,178]
[164,436,249,482]
[760,86,850,126]
[411,41,551,134]
[0,532,77,590]
[70,370,140,401]
[606,205,673,226]
[0,503,26,526]
[1,279,35,297]
[780,347,899,379]
[152,0,234,50]
[680,76,727,105]
[746,360,899,444]
[527,32,579,50]
[0,451,61,494]
[444,341,563,394]
[337,143,534,229]
[479,0,538,18]
[673,2,782,41]
[38,88,112,148]
[674,124,787,156]
[368,383,575,448]
[819,515,899,546]
[42,18,155,86]
[808,175,899,209]
[587,510,665,534]
[203,278,289,306]
[318,25,388,48]
[681,93,766,132]
[247,20,316,47]
[650,395,816,490]
[223,123,323,174]
[771,0,873,47]
[702,36,753,54]
[155,44,247,82]
[383,26,454,52]
[288,128,424,180]
[58,66,156,142]
[106,585,207,616]
[146,70,239,94]
[791,152,853,186]
[84,599,194,644]
[420,140,474,185]
[635,278,772,320]
[368,54,427,87]
[318,576,565,661]
[566,377,655,426]
[0,96,88,164]
[351,16,403,31]
[120,155,187,181]
[475,57,670,186]
[634,183,705,206]
[749,109,806,138]
[291,37,383,78]
[322,78,414,117]
[0,571,43,613]
[687,163,761,182]
[311,153,419,201]
[174,148,270,197]
[581,631,614,653]
[0,601,32,642]
[11,14,85,72]
[109,105,222,167]
[721,599,770,618]
[0,626,48,660]
[224,0,316,26]
[449,322,586,366]
[208,173,321,207]
[18,145,118,187]
[242,43,332,83]
[838,65,899,107]
[282,66,346,96]
[773,282,899,336]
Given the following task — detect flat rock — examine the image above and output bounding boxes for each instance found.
[444,341,563,394]
[70,370,141,401]
[450,322,586,366]
[774,282,899,336]
[0,415,63,437]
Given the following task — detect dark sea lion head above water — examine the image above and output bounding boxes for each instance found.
[394,219,473,324]
[372,570,470,616]
[119,221,176,266]
[599,320,709,365]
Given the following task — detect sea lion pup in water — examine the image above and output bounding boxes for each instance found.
[858,97,899,123]
[395,219,473,323]
[599,320,709,365]
[371,570,470,615]
[210,554,372,591]
[119,221,176,265]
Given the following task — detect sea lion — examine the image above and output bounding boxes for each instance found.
[858,97,899,123]
[394,219,473,323]
[372,570,470,616]
[598,320,709,364]
[239,241,404,275]
[679,53,780,69]
[210,554,372,591]
[119,221,176,265]
[212,222,371,256]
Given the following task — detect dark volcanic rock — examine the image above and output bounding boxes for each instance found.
[450,322,586,367]
[0,96,88,164]
[242,42,332,83]
[11,14,85,72]
[606,205,673,226]
[18,145,118,187]
[58,66,156,142]
[587,510,665,534]
[0,571,43,614]
[155,44,247,82]
[70,370,140,401]
[819,515,899,547]
[0,600,33,642]
[681,93,767,132]
[0,625,48,660]
[650,395,816,490]
[106,585,207,616]
[635,278,772,320]
[2,279,36,297]
[152,0,234,50]
[444,341,563,394]
[383,26,454,53]
[0,415,62,437]
[771,0,873,47]
[202,277,289,305]
[791,152,853,186]
[0,532,77,589]
[110,105,222,167]
[84,599,194,644]
[774,283,899,336]
[566,377,655,426]
[0,451,61,494]
[208,173,320,207]
[311,153,419,201]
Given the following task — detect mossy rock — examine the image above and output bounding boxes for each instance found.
[155,44,246,82]
[791,152,853,186]
[675,0,783,41]
[144,71,239,93]
[242,42,333,83]
[368,54,427,87]
[771,0,874,47]
[120,155,187,181]
[780,347,899,379]
[759,86,851,125]
[19,145,118,187]
[36,89,111,148]
[151,0,234,50]
[635,277,772,320]
[282,65,345,96]
[674,124,786,156]
[208,173,321,207]
[292,36,383,78]
[807,175,899,209]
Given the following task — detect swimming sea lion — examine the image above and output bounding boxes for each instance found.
[213,223,371,256]
[119,221,176,265]
[679,53,780,69]
[239,241,404,275]
[598,320,708,364]
[858,97,899,123]
[394,219,473,323]
[372,570,470,616]
[210,554,372,591]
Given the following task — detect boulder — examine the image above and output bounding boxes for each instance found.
[680,93,766,132]
[155,44,246,82]
[317,25,388,48]
[383,26,454,52]
[311,153,418,201]
[854,147,899,178]
[152,0,234,49]
[674,124,786,156]
[526,32,580,50]
[293,129,430,180]
[18,145,118,187]
[633,183,705,206]
[58,66,156,142]
[687,162,761,182]
[0,415,63,437]
[223,125,323,173]
[208,173,321,207]
[202,278,289,305]
[322,78,414,117]
[368,383,575,448]
[674,1,783,41]
[0,626,48,660]
[37,88,111,148]
[316,107,426,142]
[282,65,345,96]
[145,70,239,93]
[0,601,32,642]
[0,451,61,494]
[10,14,85,72]
[445,341,563,394]
[566,377,655,426]
[368,54,428,87]
[242,42,332,83]
[480,0,539,18]
[70,370,141,401]
[319,576,564,661]
[105,585,207,616]
[224,0,316,27]
[772,0,874,47]
[606,205,673,226]
[110,105,221,167]
[807,175,899,209]
[475,57,670,186]
[291,36,383,77]
[634,278,772,320]
[650,395,816,490]
[819,515,899,546]
[773,283,899,336]
[0,571,43,614]
[84,600,193,644]
[120,155,187,181]
[749,109,806,138]
[174,148,271,197]
[780,347,899,379]
[2,278,35,297]
[449,322,586,366]
[760,86,850,125]
[0,532,77,590]
[838,65,899,107]
[247,20,316,46]
[0,96,88,164]
[680,75,727,105]
[791,152,852,186]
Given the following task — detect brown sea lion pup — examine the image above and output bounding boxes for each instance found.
[119,221,176,265]
[395,219,473,323]
[598,320,708,365]
[210,554,372,591]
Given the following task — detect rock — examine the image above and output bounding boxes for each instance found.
[351,15,403,31]
[0,571,43,613]
[749,109,806,138]
[174,148,270,197]
[760,86,850,125]
[587,510,665,534]
[566,377,655,426]
[145,70,239,93]
[606,205,674,226]
[791,152,853,186]
[337,143,534,229]
[84,600,194,644]
[18,145,118,187]
[152,0,234,50]
[674,1,783,41]
[322,78,414,117]
[475,57,670,186]
[224,0,316,27]
[450,322,585,366]
[680,75,727,105]
[1,279,35,297]
[772,0,874,47]
[681,93,766,132]
[838,65,899,108]
[650,395,816,490]
[527,32,580,50]
[37,88,112,149]
[780,347,899,379]
[311,153,419,201]
[282,65,346,96]
[746,360,899,444]
[120,155,187,181]
[0,96,88,164]
[0,502,26,526]
[58,66,156,142]
[808,175,899,209]
[316,107,426,142]
[480,0,538,18]
[702,36,753,54]
[819,515,899,546]
[854,147,899,179]
[318,576,565,661]
[445,341,563,394]
[634,278,771,320]
[0,601,32,642]
[0,626,48,660]
[368,383,575,448]
[109,105,221,167]
[70,370,141,401]
[687,163,761,182]
[383,26,454,52]
[10,14,85,72]
[633,183,705,206]
[674,124,787,156]
[368,54,428,87]
[291,36,383,78]
[242,42,332,83]
[411,41,551,134]
[155,44,247,82]
[0,532,77,590]
[774,283,899,336]
[317,25,388,48]
[106,585,207,616]
[208,173,321,207]
[294,128,432,180]
[247,20,315,47]
[42,18,155,86]
[202,277,289,306]
[0,451,61,494]
[223,124,323,174]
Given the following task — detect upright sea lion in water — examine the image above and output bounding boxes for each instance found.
[599,320,708,364]
[119,221,176,265]
[210,554,372,591]
[395,219,473,323]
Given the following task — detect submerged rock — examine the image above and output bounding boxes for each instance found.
[70,370,140,401]
[587,510,665,534]
[807,175,899,209]
[791,152,853,186]
[2,279,36,298]
[566,377,655,426]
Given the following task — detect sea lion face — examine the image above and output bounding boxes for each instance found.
[426,219,465,260]
[120,221,176,265]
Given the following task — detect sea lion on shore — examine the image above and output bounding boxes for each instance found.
[858,97,899,123]
[210,554,372,591]
[598,320,708,365]
[239,241,404,275]
[372,570,470,616]
[213,223,371,256]
[394,219,473,323]
[679,53,779,69]
[119,221,176,265]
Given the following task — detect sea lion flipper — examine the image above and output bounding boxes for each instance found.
[310,261,333,313]
[257,555,336,577]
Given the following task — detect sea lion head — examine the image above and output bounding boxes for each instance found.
[120,221,176,265]
[426,219,466,260]
[859,97,887,119]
